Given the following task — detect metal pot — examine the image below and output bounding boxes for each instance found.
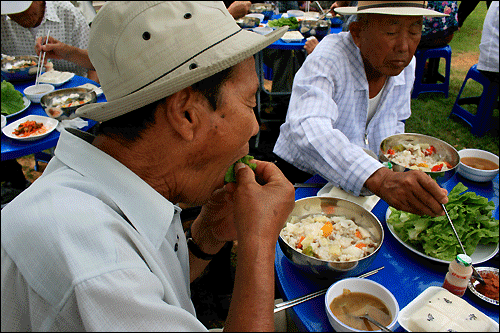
[279,197,384,280]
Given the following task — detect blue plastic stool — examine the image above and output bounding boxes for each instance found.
[449,64,499,137]
[412,45,452,99]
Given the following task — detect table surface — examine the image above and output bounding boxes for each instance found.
[275,173,499,332]
[1,75,105,161]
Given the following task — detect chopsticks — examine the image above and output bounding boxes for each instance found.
[273,266,385,313]
[35,29,50,87]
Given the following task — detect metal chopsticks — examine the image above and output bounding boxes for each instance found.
[35,30,50,87]
[274,266,385,313]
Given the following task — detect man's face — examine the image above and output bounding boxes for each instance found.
[194,57,260,192]
[352,14,423,77]
[8,1,44,28]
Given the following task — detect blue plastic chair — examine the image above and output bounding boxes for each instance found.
[412,45,452,99]
[449,64,499,137]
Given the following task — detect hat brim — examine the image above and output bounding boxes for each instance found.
[1,1,32,15]
[76,26,288,122]
[335,6,447,17]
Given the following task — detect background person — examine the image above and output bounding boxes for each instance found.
[1,2,294,331]
[273,1,450,217]
[1,1,98,81]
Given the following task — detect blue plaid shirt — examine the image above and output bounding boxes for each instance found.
[274,32,414,195]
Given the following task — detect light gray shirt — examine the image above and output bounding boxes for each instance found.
[274,32,414,195]
[1,128,207,331]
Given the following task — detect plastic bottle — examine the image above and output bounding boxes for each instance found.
[442,254,473,297]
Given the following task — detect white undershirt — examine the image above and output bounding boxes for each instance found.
[367,82,386,124]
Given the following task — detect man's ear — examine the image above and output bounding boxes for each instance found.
[161,87,201,142]
[349,21,362,47]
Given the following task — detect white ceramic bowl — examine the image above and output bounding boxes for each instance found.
[287,9,305,17]
[245,13,264,24]
[457,149,499,182]
[252,27,273,35]
[325,278,399,332]
[23,84,55,104]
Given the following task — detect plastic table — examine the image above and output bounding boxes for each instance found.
[1,75,104,161]
[275,173,499,332]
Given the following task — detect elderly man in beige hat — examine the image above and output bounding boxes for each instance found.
[1,2,294,331]
[274,1,451,217]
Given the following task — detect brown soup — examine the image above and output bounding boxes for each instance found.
[461,157,498,170]
[330,289,392,331]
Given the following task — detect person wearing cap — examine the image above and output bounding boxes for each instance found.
[1,2,294,331]
[274,1,451,217]
[1,1,98,81]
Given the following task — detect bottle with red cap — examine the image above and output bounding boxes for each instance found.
[442,253,473,297]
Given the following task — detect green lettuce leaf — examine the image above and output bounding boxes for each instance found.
[386,182,499,261]
[224,155,257,183]
[1,80,25,115]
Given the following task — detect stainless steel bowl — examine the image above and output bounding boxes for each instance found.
[40,87,97,121]
[379,133,460,184]
[1,55,39,82]
[250,3,275,20]
[299,18,331,40]
[278,197,384,279]
[236,16,261,28]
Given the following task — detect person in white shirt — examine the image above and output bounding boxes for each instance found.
[274,1,450,217]
[1,2,294,331]
[477,1,499,84]
[1,1,98,81]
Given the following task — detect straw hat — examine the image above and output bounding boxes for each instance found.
[76,1,287,122]
[335,1,448,17]
[1,1,32,15]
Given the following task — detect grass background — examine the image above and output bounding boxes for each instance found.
[407,2,498,156]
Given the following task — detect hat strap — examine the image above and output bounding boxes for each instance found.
[358,2,425,11]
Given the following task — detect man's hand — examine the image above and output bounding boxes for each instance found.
[365,167,448,216]
[35,36,95,70]
[305,36,319,55]
[227,1,251,20]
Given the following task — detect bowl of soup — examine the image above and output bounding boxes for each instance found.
[457,149,499,183]
[325,278,399,332]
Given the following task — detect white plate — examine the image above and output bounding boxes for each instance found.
[398,286,499,332]
[317,182,380,212]
[4,96,30,118]
[2,114,58,141]
[386,208,499,264]
[77,83,103,97]
[38,71,75,87]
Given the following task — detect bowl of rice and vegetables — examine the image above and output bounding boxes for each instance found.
[379,133,460,183]
[279,197,384,279]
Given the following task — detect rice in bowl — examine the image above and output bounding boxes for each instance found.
[280,214,379,262]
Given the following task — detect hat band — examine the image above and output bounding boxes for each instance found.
[129,27,244,96]
[358,2,425,11]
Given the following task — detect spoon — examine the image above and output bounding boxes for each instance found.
[442,204,486,285]
[358,313,392,332]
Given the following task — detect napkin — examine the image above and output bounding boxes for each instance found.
[56,117,88,132]
[317,182,380,211]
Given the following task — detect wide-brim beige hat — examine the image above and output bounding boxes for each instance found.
[76,1,287,122]
[1,1,32,15]
[335,1,448,17]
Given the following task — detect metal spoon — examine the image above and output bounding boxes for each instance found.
[442,203,486,285]
[358,313,392,332]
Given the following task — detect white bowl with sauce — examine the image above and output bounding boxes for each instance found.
[457,149,499,183]
[23,84,55,104]
[325,278,399,332]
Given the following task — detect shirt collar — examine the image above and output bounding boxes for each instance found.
[54,128,176,249]
[43,1,61,24]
